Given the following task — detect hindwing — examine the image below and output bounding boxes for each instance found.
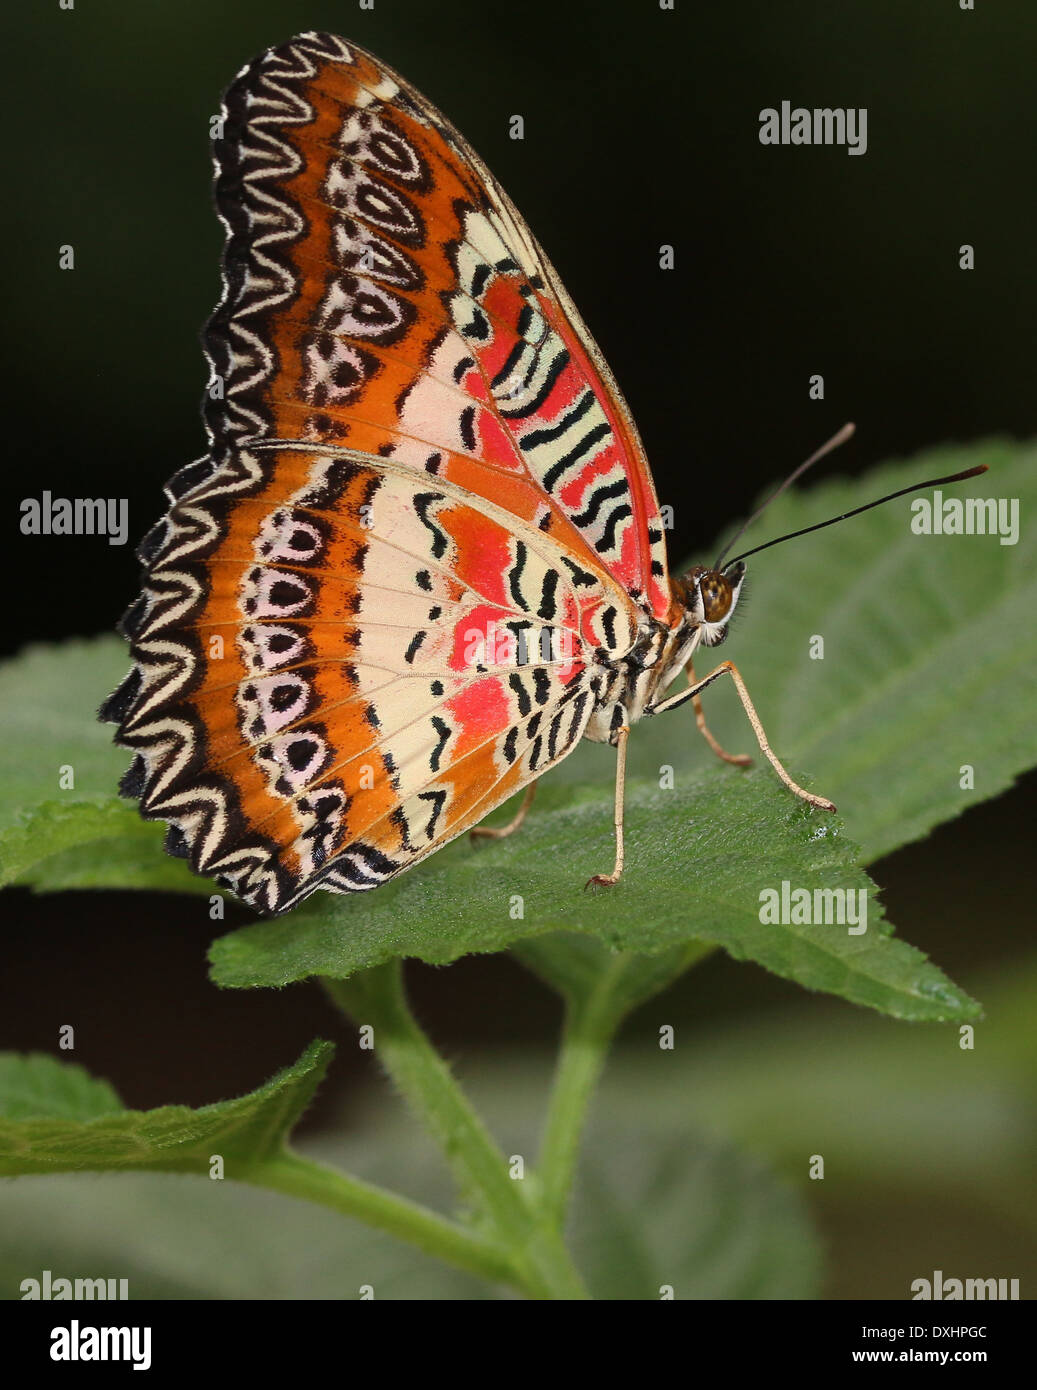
[105,445,637,913]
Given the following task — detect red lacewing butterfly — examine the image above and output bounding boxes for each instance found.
[101,32,985,915]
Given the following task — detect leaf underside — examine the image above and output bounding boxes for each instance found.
[0,1044,332,1178]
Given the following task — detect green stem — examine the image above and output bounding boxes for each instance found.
[247,1149,522,1292]
[538,941,716,1227]
[537,961,628,1227]
[324,964,589,1299]
[324,965,522,1240]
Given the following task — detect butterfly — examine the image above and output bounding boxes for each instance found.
[100,31,848,915]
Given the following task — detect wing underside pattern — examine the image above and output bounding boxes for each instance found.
[203,30,671,619]
[103,31,669,913]
[104,447,636,913]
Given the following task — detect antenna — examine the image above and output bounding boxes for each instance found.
[724,464,989,567]
[714,423,856,570]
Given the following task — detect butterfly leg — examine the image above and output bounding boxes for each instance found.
[685,657,752,767]
[650,662,836,812]
[586,722,630,888]
[470,780,538,842]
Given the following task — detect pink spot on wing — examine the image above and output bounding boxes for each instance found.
[445,676,510,759]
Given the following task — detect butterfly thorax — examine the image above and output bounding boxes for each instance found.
[583,560,747,744]
[583,613,699,744]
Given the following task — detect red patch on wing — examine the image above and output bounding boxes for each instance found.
[445,677,510,761]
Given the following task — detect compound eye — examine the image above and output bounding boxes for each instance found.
[699,571,732,623]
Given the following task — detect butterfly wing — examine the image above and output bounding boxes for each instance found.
[104,446,637,913]
[103,31,670,912]
[204,31,672,621]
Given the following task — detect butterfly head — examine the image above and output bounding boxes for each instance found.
[676,562,746,647]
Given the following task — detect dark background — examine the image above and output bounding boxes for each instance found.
[3,0,1035,1298]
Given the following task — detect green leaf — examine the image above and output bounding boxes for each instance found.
[0,801,204,894]
[572,1135,820,1300]
[511,933,707,1013]
[0,1054,123,1123]
[211,774,977,1021]
[0,639,131,829]
[0,638,199,895]
[0,1042,332,1178]
[0,1170,491,1301]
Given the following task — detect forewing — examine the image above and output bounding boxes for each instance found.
[205,31,672,620]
